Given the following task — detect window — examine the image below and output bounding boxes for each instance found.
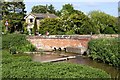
[30,19,33,23]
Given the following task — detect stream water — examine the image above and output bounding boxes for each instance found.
[31,51,120,78]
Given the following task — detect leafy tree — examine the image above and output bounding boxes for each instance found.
[60,9,95,34]
[88,10,118,34]
[1,0,26,33]
[39,18,64,35]
[39,4,118,35]
[47,4,56,14]
[32,5,47,13]
[39,4,95,35]
[60,4,74,17]
[0,0,3,14]
[39,10,94,35]
[55,10,61,16]
[32,4,56,14]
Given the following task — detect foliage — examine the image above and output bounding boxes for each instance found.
[39,18,63,35]
[33,18,37,35]
[60,4,74,16]
[39,9,94,35]
[32,4,56,14]
[23,22,28,34]
[65,30,75,35]
[2,34,36,52]
[32,5,47,13]
[47,4,56,14]
[2,50,110,78]
[1,1,26,33]
[64,12,95,34]
[88,38,120,67]
[37,4,119,35]
[88,10,118,34]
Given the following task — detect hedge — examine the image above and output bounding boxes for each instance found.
[2,34,36,52]
[2,50,110,78]
[88,38,120,67]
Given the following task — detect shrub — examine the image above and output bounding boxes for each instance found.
[2,34,36,52]
[65,30,75,35]
[88,38,120,67]
[9,47,16,54]
[23,22,28,34]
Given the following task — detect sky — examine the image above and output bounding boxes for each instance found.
[118,1,120,16]
[24,0,120,17]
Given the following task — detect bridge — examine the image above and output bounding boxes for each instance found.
[27,35,91,54]
[27,34,118,54]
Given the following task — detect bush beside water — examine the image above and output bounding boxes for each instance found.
[88,38,120,67]
[2,34,36,53]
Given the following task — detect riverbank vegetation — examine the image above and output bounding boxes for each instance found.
[88,38,120,67]
[2,50,110,78]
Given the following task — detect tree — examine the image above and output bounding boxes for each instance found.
[60,4,74,16]
[2,0,26,33]
[39,9,94,35]
[59,7,95,34]
[39,18,64,35]
[88,10,118,34]
[32,4,56,14]
[32,5,47,13]
[47,4,56,14]
[39,3,96,35]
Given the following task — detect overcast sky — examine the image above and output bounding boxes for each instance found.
[24,0,119,17]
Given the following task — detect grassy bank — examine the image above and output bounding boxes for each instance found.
[2,50,110,78]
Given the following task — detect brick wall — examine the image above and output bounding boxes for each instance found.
[27,34,118,52]
[27,36,90,51]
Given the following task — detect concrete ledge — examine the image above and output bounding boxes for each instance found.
[41,56,76,63]
[66,47,87,54]
[27,35,91,39]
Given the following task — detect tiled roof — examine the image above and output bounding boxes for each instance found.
[24,13,57,19]
[32,13,57,18]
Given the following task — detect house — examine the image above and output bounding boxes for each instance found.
[24,13,57,34]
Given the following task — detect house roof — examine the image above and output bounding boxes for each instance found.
[24,13,57,19]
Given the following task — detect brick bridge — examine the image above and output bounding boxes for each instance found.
[27,34,118,54]
[27,35,91,54]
